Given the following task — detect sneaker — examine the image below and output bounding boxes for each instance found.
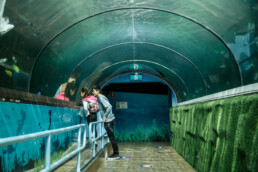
[107,154,120,160]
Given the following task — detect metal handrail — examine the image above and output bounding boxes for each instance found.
[89,121,109,157]
[0,124,86,172]
[175,83,258,107]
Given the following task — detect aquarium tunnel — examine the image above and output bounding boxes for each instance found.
[0,0,257,172]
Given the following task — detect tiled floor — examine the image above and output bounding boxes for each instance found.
[97,142,197,172]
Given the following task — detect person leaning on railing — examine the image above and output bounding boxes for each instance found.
[81,88,98,148]
[92,85,120,160]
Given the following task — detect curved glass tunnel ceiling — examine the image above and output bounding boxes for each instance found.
[1,1,257,103]
[75,61,189,102]
[69,43,223,102]
[29,8,242,102]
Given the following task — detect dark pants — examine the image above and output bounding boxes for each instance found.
[87,113,97,138]
[104,120,119,155]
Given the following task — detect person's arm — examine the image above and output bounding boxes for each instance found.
[99,96,112,121]
[82,101,89,117]
[54,85,62,98]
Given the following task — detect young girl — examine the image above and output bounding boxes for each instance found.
[81,88,98,146]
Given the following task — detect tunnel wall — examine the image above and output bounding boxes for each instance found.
[0,101,83,172]
[170,93,258,172]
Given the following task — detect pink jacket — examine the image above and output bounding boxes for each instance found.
[82,95,98,117]
[83,95,97,102]
[56,92,70,101]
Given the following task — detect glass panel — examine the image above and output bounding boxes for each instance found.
[72,60,189,102]
[69,43,204,101]
[1,1,256,102]
[31,9,240,100]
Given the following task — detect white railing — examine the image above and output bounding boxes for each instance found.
[175,83,258,107]
[0,124,86,172]
[89,121,109,157]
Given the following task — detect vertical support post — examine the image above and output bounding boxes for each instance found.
[45,135,51,170]
[89,123,92,142]
[77,127,81,172]
[93,124,95,141]
[83,125,86,147]
[92,124,95,157]
[101,122,104,149]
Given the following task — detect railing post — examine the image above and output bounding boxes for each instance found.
[0,124,88,172]
[89,123,92,142]
[45,135,51,171]
[83,125,86,147]
[93,124,96,142]
[76,127,81,172]
[92,124,96,157]
[88,121,108,158]
[101,122,104,149]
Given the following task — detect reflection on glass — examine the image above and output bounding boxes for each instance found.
[55,76,77,101]
[0,1,257,104]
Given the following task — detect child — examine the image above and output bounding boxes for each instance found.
[81,88,98,146]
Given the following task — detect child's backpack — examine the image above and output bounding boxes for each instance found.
[88,102,99,113]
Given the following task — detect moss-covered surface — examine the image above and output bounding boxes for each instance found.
[170,94,258,172]
[115,120,170,142]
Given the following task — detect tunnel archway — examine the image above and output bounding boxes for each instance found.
[95,71,175,142]
[71,60,189,102]
[69,42,208,94]
[29,7,242,102]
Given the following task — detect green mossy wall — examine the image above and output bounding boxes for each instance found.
[170,94,258,172]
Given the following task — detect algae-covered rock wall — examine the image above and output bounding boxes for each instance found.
[170,94,258,172]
